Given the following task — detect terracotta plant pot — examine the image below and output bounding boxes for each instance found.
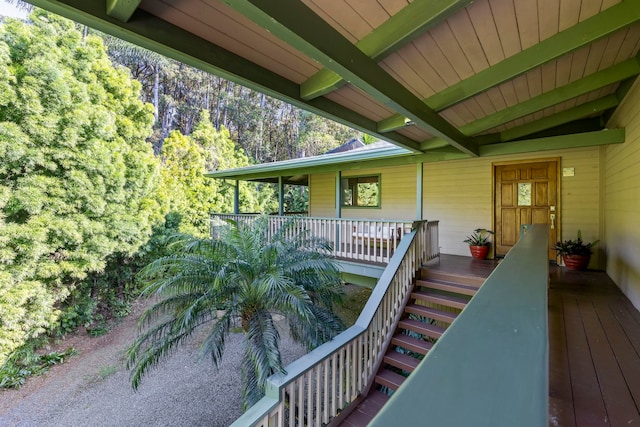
[469,245,490,260]
[562,254,591,270]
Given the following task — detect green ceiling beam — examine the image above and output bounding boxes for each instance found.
[460,57,640,135]
[498,94,619,142]
[419,137,450,151]
[222,0,478,156]
[378,115,414,133]
[25,0,422,152]
[379,0,640,132]
[106,0,141,22]
[300,0,473,100]
[479,128,625,157]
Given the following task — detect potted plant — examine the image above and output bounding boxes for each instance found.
[463,228,495,259]
[553,230,598,270]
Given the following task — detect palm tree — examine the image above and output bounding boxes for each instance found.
[126,215,345,409]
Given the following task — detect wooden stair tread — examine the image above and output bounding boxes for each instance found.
[398,318,446,338]
[375,369,406,391]
[391,333,434,355]
[419,269,485,287]
[411,290,469,309]
[383,350,421,372]
[404,303,457,323]
[415,278,478,296]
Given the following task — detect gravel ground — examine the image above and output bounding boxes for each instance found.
[0,300,307,427]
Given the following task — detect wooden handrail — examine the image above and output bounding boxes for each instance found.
[369,224,549,427]
[229,220,437,427]
[211,214,417,265]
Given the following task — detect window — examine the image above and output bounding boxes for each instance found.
[341,175,380,208]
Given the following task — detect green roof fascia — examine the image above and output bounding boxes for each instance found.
[497,94,619,142]
[208,128,624,183]
[300,0,473,100]
[222,0,479,156]
[106,0,141,22]
[206,145,415,181]
[26,0,422,153]
[378,0,640,132]
[460,57,640,136]
[479,128,625,157]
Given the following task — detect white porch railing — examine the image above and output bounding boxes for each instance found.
[210,214,428,265]
[229,220,438,427]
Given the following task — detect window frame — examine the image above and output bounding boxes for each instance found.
[340,174,381,209]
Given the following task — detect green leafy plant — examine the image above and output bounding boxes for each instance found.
[553,230,599,256]
[127,215,345,410]
[0,345,78,389]
[463,228,495,246]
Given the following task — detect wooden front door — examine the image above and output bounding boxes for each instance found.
[494,160,559,261]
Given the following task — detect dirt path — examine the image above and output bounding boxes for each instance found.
[0,300,306,427]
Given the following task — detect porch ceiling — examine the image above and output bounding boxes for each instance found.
[28,0,639,159]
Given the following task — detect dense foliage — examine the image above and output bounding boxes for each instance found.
[127,217,345,409]
[0,12,162,365]
[104,36,361,162]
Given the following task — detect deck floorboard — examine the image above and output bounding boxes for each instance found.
[549,268,640,427]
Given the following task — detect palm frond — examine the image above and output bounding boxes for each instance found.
[241,310,284,409]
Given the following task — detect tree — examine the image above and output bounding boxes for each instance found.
[0,11,163,365]
[127,216,345,409]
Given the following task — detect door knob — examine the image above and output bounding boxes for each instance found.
[550,213,556,229]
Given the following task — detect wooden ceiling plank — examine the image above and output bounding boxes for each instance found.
[429,0,640,110]
[106,0,141,22]
[492,0,521,58]
[558,0,581,31]
[223,0,478,155]
[467,0,504,66]
[415,33,460,87]
[459,56,640,135]
[300,0,474,100]
[498,94,619,141]
[538,0,560,41]
[569,47,590,82]
[379,0,640,133]
[526,67,543,99]
[513,0,540,50]
[479,128,625,157]
[614,25,640,63]
[448,9,490,73]
[430,21,474,80]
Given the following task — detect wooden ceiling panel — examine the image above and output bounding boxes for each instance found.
[491,0,522,58]
[559,0,582,31]
[485,85,509,112]
[447,8,490,73]
[396,125,433,142]
[568,47,591,83]
[538,0,560,41]
[325,86,395,121]
[141,0,320,83]
[468,0,505,66]
[412,33,460,87]
[303,0,379,43]
[555,54,574,87]
[526,68,543,99]
[377,0,410,16]
[513,0,540,49]
[379,51,436,100]
[600,28,634,69]
[430,21,475,81]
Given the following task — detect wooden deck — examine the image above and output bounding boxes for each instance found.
[549,267,640,427]
[337,255,640,426]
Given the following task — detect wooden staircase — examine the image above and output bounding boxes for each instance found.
[337,268,485,426]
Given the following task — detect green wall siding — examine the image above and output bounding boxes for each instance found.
[605,78,640,310]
